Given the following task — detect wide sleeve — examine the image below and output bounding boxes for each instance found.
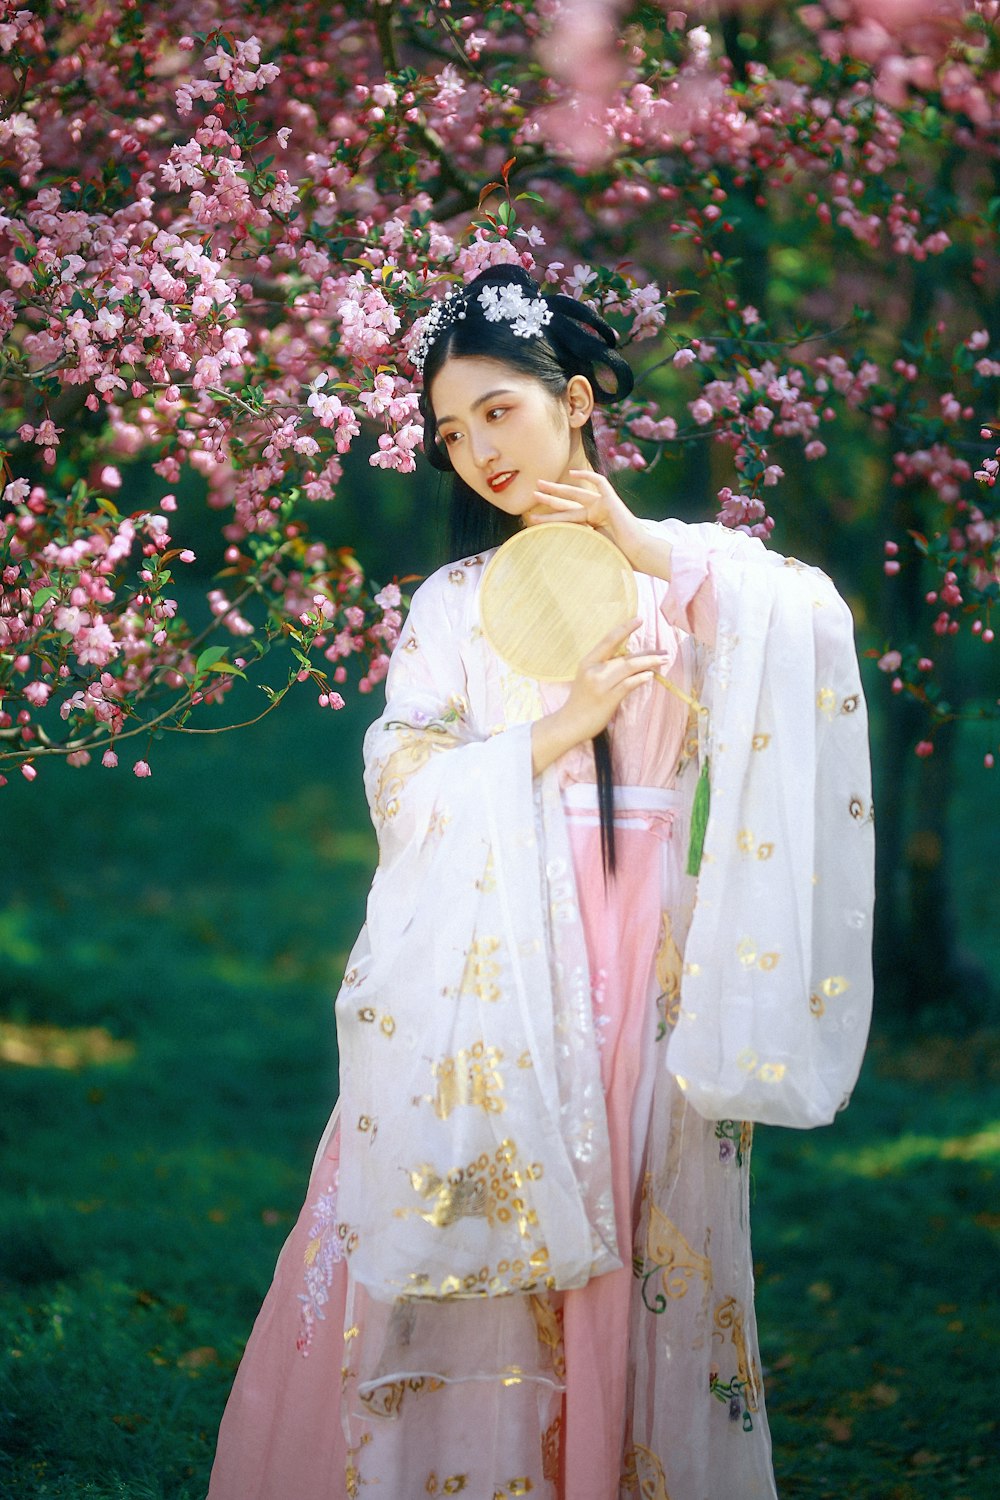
[659,523,875,1128]
[335,569,619,1305]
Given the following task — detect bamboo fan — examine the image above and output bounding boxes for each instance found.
[479,522,709,875]
[479,523,700,712]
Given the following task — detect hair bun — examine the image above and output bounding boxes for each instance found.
[543,292,634,404]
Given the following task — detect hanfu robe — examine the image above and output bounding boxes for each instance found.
[208,519,874,1500]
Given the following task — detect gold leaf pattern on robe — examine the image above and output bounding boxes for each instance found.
[655,910,682,1037]
[373,725,461,823]
[529,1293,567,1379]
[713,1295,761,1412]
[541,1413,562,1482]
[622,1442,672,1499]
[426,1040,506,1119]
[643,1202,713,1301]
[458,936,503,1003]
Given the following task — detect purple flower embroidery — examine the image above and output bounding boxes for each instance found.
[296,1175,345,1356]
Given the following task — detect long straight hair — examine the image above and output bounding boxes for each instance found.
[420,266,636,876]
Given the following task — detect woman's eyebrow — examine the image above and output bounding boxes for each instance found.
[435,388,517,426]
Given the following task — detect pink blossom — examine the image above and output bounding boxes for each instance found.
[133,759,152,778]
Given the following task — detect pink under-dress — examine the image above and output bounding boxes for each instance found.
[209,532,808,1500]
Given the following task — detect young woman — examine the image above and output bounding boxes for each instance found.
[209,265,874,1500]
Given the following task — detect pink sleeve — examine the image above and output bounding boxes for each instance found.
[658,526,719,646]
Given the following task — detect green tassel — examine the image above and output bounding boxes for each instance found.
[686,757,711,877]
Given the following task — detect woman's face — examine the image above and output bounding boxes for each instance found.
[429,356,592,519]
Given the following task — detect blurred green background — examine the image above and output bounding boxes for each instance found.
[1,466,998,1497]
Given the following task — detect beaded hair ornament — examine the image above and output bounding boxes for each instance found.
[411,282,553,375]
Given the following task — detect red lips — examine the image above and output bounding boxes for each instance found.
[488,471,516,493]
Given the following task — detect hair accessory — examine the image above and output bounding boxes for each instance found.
[478,283,553,340]
[410,294,468,376]
[410,281,554,375]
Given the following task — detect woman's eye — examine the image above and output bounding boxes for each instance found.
[442,430,462,446]
[486,406,507,421]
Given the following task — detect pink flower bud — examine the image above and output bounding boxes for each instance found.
[917,658,933,671]
[985,754,995,769]
[884,540,899,556]
[984,629,995,643]
[914,741,934,758]
[133,760,152,778]
[21,763,37,781]
[179,550,196,564]
[102,750,118,768]
[883,560,900,575]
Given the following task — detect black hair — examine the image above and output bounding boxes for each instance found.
[418,264,635,875]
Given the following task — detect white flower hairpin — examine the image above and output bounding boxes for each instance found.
[410,283,553,375]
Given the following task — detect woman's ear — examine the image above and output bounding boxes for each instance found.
[565,374,595,428]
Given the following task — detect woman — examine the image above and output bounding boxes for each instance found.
[209,265,874,1500]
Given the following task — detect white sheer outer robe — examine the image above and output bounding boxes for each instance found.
[338,519,873,1308]
[207,517,873,1500]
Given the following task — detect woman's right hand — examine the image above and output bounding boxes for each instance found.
[530,618,669,775]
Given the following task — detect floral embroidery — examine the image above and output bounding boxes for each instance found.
[710,1296,761,1432]
[714,1119,753,1168]
[709,1368,755,1431]
[297,1175,345,1355]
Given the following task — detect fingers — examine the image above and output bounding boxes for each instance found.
[523,495,587,527]
[581,616,642,666]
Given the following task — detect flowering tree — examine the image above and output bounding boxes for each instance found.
[2,1,998,1000]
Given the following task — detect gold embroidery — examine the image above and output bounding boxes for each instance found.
[360,1380,405,1418]
[357,1114,374,1134]
[810,992,825,1016]
[459,936,503,1003]
[402,632,419,652]
[655,911,682,1037]
[821,975,849,997]
[751,732,771,751]
[757,842,774,860]
[529,1293,567,1379]
[493,1483,533,1498]
[644,1203,712,1300]
[622,1442,672,1499]
[400,1140,539,1237]
[736,1050,787,1084]
[343,967,359,987]
[476,850,497,893]
[380,1014,396,1037]
[841,694,859,713]
[358,1006,375,1023]
[736,938,780,971]
[541,1414,562,1482]
[427,807,451,839]
[713,1296,761,1411]
[425,1473,470,1495]
[426,1040,506,1119]
[736,828,755,853]
[817,687,836,718]
[373,726,459,822]
[448,569,465,585]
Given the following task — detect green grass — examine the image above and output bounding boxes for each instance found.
[1,687,998,1498]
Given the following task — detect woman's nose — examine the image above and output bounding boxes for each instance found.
[470,427,499,468]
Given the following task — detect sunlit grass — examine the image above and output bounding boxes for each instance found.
[1,684,997,1498]
[0,1021,136,1070]
[829,1122,1000,1177]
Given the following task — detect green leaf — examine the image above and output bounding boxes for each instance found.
[192,646,241,690]
[32,586,58,610]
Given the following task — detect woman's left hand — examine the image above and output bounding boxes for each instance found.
[527,470,672,581]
